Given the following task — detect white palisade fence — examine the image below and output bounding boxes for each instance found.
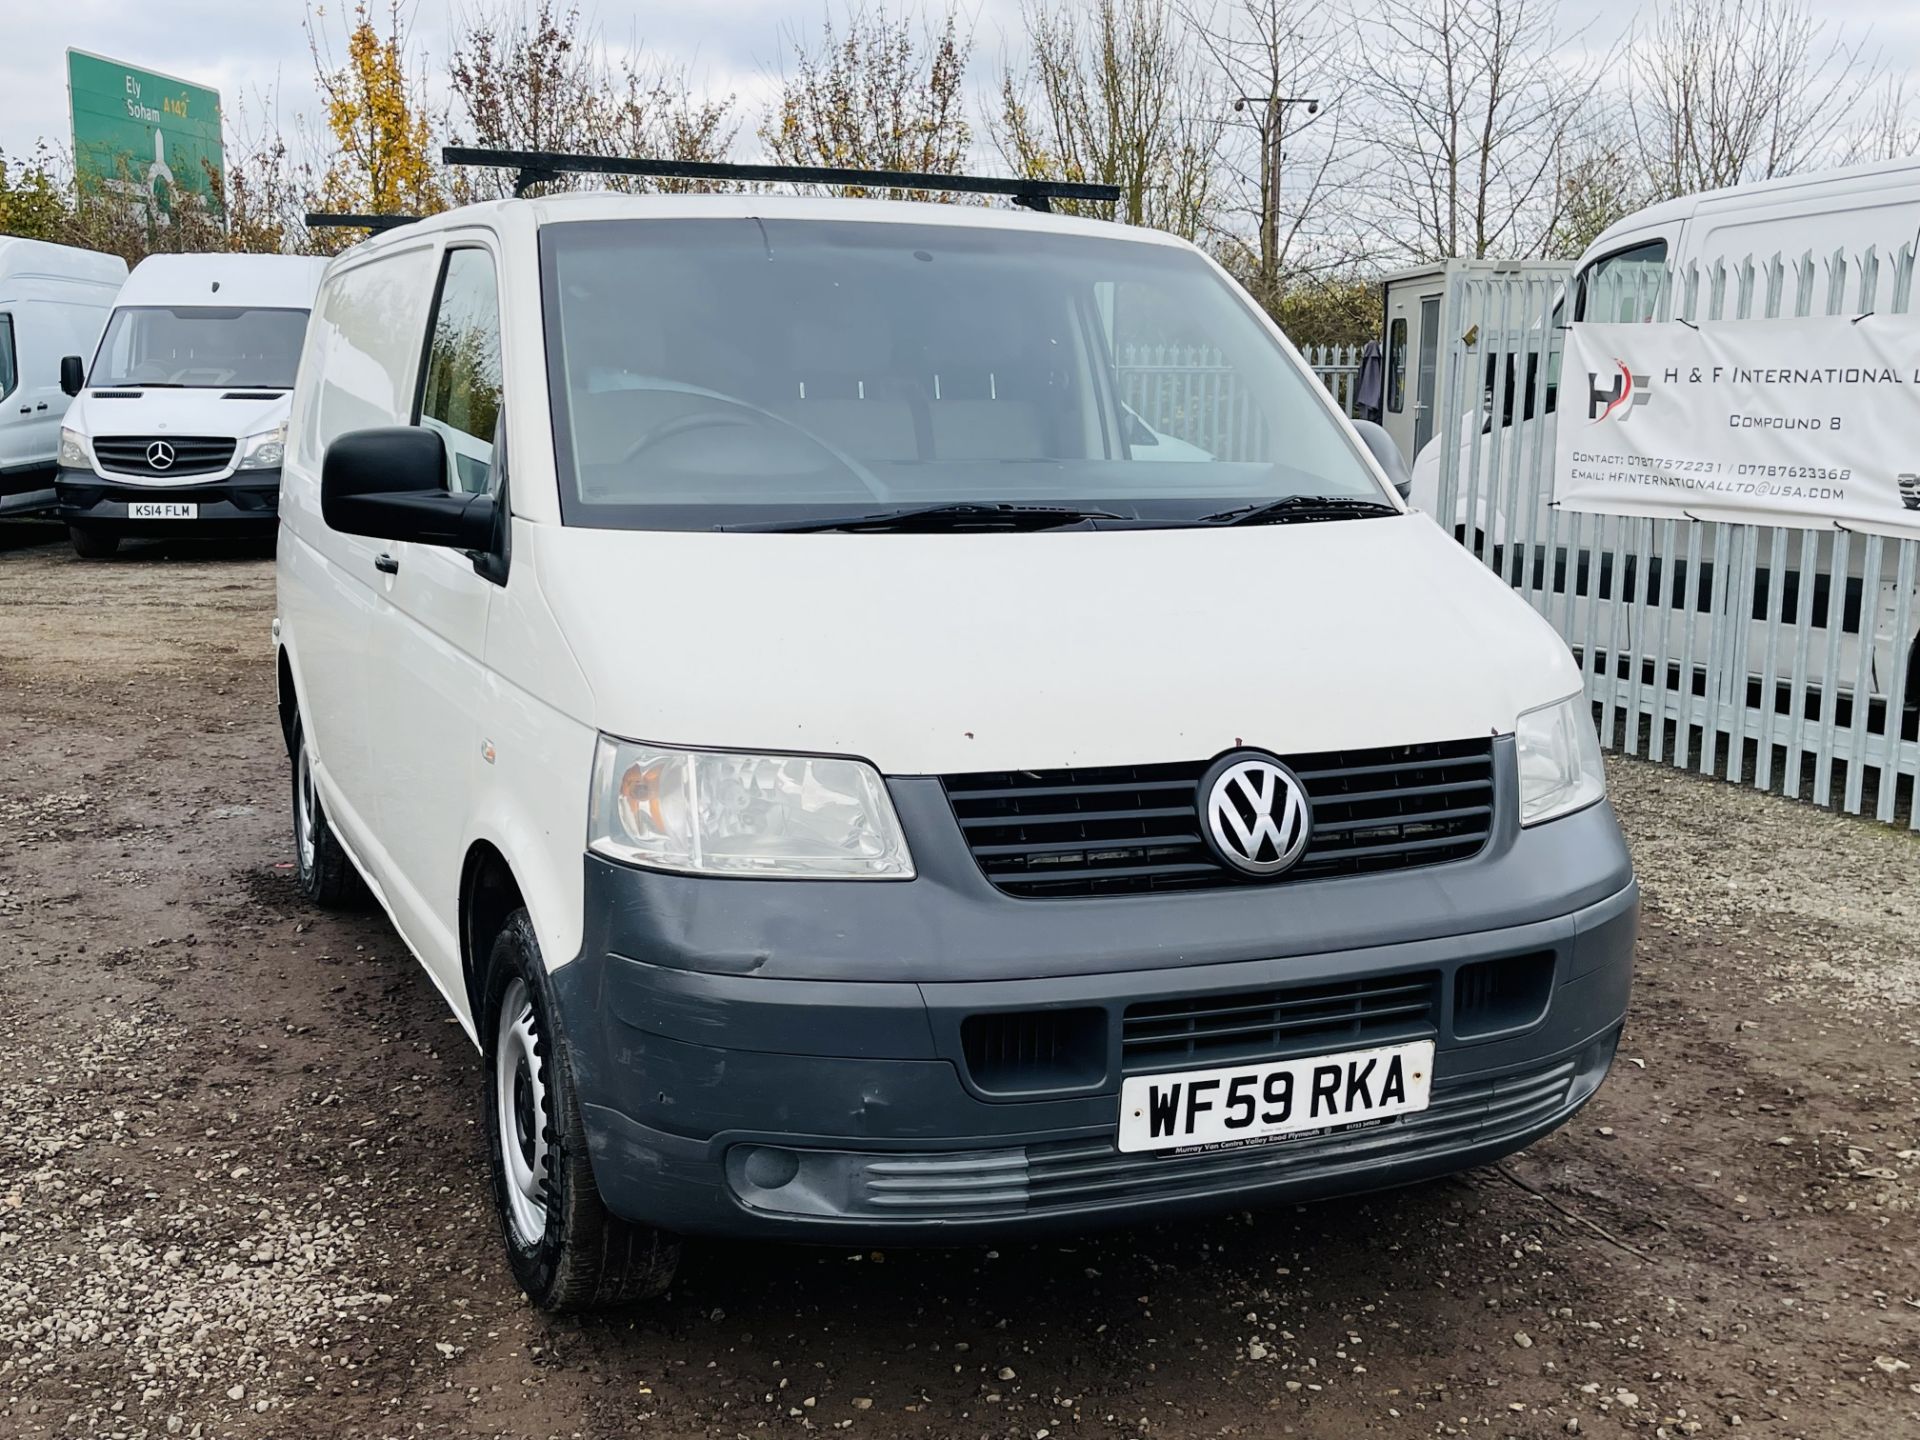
[1428,246,1920,825]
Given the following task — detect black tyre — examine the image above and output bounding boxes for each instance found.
[68,525,120,559]
[481,910,680,1311]
[290,716,363,909]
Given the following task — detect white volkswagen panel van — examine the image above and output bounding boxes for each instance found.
[275,167,1636,1310]
[55,252,329,557]
[0,237,126,515]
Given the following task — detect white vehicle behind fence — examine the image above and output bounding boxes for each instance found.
[1400,159,1920,782]
[54,252,330,557]
[0,237,126,516]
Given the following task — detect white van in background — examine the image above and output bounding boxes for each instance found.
[54,252,329,558]
[1569,154,1920,328]
[0,238,126,516]
[1404,156,1920,709]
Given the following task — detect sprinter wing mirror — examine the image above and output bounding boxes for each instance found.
[1350,419,1414,502]
[321,426,497,550]
[60,356,85,397]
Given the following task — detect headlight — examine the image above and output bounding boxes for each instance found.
[1514,693,1606,826]
[58,427,91,468]
[237,423,287,470]
[588,736,914,878]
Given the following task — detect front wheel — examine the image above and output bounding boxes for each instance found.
[482,911,680,1311]
[290,716,363,909]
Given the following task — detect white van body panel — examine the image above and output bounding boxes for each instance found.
[278,192,1591,1011]
[1583,156,1920,276]
[61,387,291,482]
[0,238,125,500]
[108,252,332,312]
[534,518,1581,776]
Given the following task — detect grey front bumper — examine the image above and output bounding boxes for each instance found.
[550,753,1637,1243]
[54,466,281,531]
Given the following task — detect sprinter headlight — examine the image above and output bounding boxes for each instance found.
[237,423,287,470]
[58,427,90,468]
[1514,694,1606,826]
[588,737,914,878]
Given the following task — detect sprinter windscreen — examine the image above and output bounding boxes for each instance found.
[90,306,309,390]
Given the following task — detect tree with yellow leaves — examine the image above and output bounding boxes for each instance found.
[309,1,443,231]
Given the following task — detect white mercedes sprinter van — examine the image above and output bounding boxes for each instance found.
[0,237,125,516]
[55,252,329,557]
[275,174,1636,1310]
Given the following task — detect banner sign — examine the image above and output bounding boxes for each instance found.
[68,49,223,211]
[1554,315,1920,541]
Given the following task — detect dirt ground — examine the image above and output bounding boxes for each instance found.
[1,526,1916,1440]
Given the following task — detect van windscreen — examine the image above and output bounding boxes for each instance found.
[90,306,309,390]
[540,219,1385,531]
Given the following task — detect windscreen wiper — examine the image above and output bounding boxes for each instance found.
[1198,494,1401,526]
[717,502,1130,534]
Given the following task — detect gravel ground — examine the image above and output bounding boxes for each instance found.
[0,529,1916,1440]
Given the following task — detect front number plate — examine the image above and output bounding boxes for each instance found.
[1117,1039,1436,1155]
[128,501,198,520]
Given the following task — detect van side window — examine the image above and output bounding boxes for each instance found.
[0,315,16,401]
[1574,239,1669,324]
[419,248,503,495]
[1386,318,1407,413]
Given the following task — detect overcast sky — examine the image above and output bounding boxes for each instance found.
[6,0,1919,174]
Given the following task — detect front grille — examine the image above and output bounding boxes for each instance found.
[942,739,1497,897]
[1123,972,1440,1075]
[91,436,236,477]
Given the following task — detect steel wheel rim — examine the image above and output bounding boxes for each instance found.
[295,744,317,872]
[494,977,551,1247]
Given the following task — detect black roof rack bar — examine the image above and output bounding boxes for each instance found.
[440,146,1122,212]
[305,212,419,232]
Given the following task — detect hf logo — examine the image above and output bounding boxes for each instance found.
[1587,359,1652,424]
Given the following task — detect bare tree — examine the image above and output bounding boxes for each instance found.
[1548,110,1650,257]
[1182,0,1357,306]
[1628,0,1883,198]
[1362,0,1605,262]
[446,1,736,199]
[991,0,1224,238]
[1845,76,1920,167]
[760,8,973,198]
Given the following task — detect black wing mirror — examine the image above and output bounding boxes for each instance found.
[60,356,85,397]
[1350,419,1414,502]
[321,427,496,549]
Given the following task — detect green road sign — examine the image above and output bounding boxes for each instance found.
[67,49,223,211]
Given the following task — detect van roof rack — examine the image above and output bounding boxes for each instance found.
[440,146,1122,212]
[306,212,419,232]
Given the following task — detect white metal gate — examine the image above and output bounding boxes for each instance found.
[1119,342,1363,436]
[1427,247,1920,825]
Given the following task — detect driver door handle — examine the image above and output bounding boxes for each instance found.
[374,552,399,574]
